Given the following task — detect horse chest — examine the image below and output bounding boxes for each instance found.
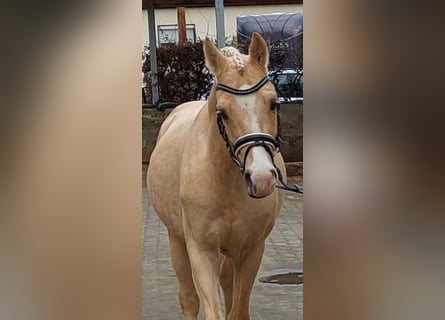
[185,205,274,256]
[219,208,274,253]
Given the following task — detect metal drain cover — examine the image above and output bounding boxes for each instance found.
[259,270,303,284]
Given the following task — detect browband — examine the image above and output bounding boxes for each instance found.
[216,76,271,95]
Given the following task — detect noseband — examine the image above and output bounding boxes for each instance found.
[215,76,303,194]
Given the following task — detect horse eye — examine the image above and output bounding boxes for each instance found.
[217,109,229,120]
[270,101,280,111]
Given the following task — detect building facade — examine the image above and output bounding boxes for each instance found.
[142,4,303,47]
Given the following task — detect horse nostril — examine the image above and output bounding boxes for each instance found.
[270,169,277,179]
[244,170,257,196]
[244,170,252,183]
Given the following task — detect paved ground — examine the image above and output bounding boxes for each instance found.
[142,173,303,320]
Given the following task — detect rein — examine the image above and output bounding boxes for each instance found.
[215,76,303,194]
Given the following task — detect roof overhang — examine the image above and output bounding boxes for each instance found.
[143,0,302,9]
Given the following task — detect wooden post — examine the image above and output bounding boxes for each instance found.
[177,7,186,47]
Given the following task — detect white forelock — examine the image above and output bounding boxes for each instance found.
[220,47,245,71]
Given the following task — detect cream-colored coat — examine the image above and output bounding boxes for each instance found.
[148,33,285,320]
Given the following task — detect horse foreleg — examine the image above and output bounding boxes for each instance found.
[186,237,224,320]
[219,256,234,318]
[168,233,200,320]
[227,241,265,320]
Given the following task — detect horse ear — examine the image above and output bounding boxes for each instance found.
[248,32,269,69]
[203,38,226,76]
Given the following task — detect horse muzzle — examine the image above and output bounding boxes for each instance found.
[244,168,277,198]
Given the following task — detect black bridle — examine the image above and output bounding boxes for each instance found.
[215,76,303,194]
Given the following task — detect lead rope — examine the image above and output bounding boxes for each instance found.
[275,167,304,194]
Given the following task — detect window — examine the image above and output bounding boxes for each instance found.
[157,24,196,46]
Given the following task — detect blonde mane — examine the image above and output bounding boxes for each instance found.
[220,47,245,71]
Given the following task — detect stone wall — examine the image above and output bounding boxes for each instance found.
[278,103,303,162]
[142,102,302,163]
[142,108,173,163]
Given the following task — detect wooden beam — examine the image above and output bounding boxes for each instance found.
[177,7,186,46]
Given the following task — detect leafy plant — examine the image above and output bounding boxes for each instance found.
[142,36,302,106]
[142,41,212,106]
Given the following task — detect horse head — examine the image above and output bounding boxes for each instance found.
[204,33,280,198]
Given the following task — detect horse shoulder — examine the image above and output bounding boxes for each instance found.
[148,101,207,237]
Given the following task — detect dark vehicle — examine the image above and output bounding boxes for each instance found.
[237,12,303,102]
[198,12,303,102]
[237,12,303,69]
[269,69,303,102]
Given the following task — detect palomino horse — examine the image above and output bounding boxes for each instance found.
[148,32,286,320]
